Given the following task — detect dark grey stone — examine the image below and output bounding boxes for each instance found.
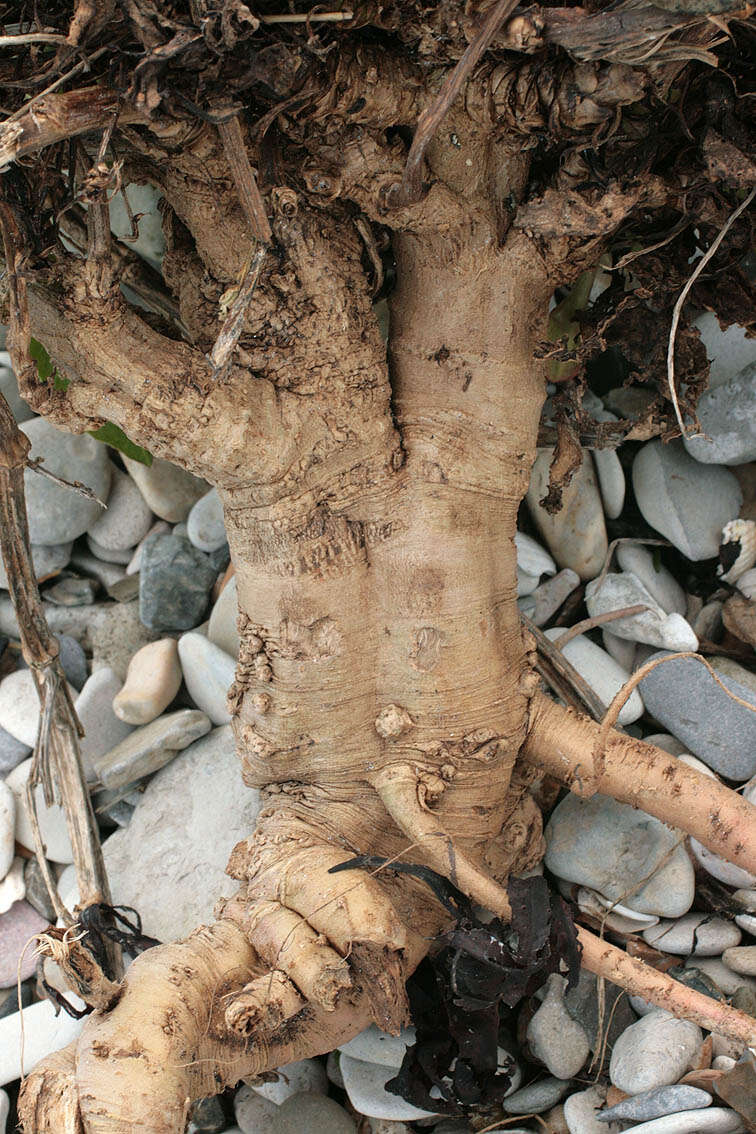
[598,1084,712,1122]
[190,1095,227,1133]
[206,542,230,573]
[0,724,30,775]
[0,977,35,1020]
[139,532,217,632]
[57,634,88,691]
[564,970,638,1067]
[23,857,57,923]
[46,576,99,607]
[639,651,756,781]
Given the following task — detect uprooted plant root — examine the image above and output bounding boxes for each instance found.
[0,0,753,1129]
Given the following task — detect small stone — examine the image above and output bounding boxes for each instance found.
[57,634,88,691]
[544,793,694,917]
[178,633,236,725]
[526,974,590,1079]
[69,547,126,588]
[638,651,756,781]
[23,856,56,922]
[88,464,154,551]
[0,669,42,747]
[695,312,756,388]
[123,454,209,523]
[526,449,608,580]
[235,1083,277,1132]
[251,1058,327,1105]
[107,574,141,603]
[593,447,625,523]
[734,889,756,912]
[208,574,240,658]
[599,1085,713,1122]
[0,541,72,590]
[45,575,99,606]
[713,1057,737,1071]
[515,532,556,580]
[93,709,212,790]
[0,899,48,987]
[609,1010,702,1094]
[585,573,697,652]
[544,629,644,724]
[126,520,171,575]
[20,417,112,544]
[526,569,580,627]
[563,970,638,1060]
[89,601,159,681]
[0,858,25,914]
[0,996,85,1085]
[90,726,260,941]
[615,544,686,615]
[75,668,135,783]
[693,600,724,642]
[339,1025,416,1068]
[327,1050,344,1089]
[721,945,756,976]
[189,1095,227,1133]
[632,441,741,561]
[188,489,227,552]
[6,758,73,863]
[109,183,165,268]
[601,629,637,671]
[113,639,182,724]
[564,1085,622,1134]
[140,531,217,632]
[340,1055,436,1120]
[503,1078,571,1115]
[606,1111,743,1134]
[0,782,13,880]
[0,353,33,423]
[734,912,756,935]
[0,727,29,775]
[684,361,756,466]
[693,838,756,888]
[272,1093,356,1134]
[643,914,741,956]
[86,533,133,564]
[685,957,756,997]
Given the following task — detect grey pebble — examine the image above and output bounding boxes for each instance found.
[0,354,33,424]
[526,974,590,1079]
[92,709,212,790]
[56,634,88,690]
[21,417,112,544]
[599,1085,712,1123]
[544,792,694,917]
[271,1092,356,1134]
[503,1077,571,1115]
[88,465,153,552]
[0,541,71,590]
[187,489,227,552]
[632,440,741,561]
[139,531,217,632]
[563,970,637,1063]
[45,576,99,606]
[189,1094,227,1133]
[638,651,756,781]
[684,360,756,465]
[642,914,741,956]
[609,1010,702,1094]
[608,1110,743,1134]
[565,1085,622,1134]
[0,727,30,776]
[22,857,56,923]
[86,534,133,565]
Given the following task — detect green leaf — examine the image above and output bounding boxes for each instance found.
[29,337,70,392]
[88,422,153,466]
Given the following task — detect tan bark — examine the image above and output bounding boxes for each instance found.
[8,62,756,1134]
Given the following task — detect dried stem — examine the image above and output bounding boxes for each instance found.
[667,186,755,437]
[523,612,608,720]
[0,194,121,978]
[578,925,756,1048]
[217,116,272,245]
[387,0,519,207]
